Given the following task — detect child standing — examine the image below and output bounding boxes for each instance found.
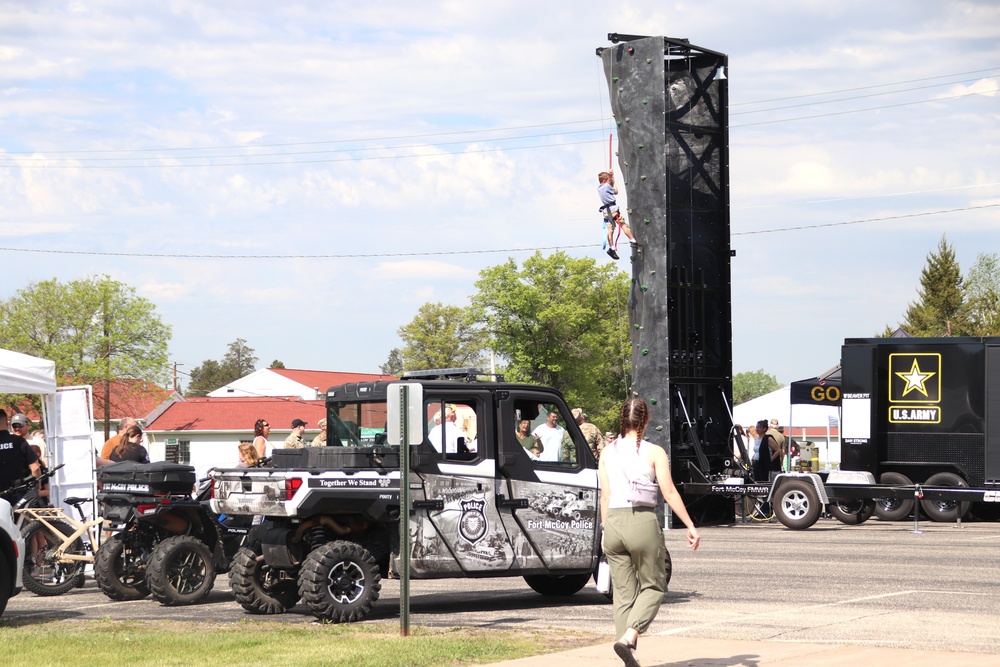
[598,171,636,260]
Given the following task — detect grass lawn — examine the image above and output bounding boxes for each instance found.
[0,618,602,666]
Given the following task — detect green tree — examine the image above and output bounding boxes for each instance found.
[269,359,286,369]
[732,369,782,405]
[185,339,259,397]
[380,348,404,376]
[0,275,171,437]
[960,252,1000,336]
[470,251,631,427]
[391,302,487,373]
[901,235,967,336]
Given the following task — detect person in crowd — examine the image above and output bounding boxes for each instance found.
[310,418,328,447]
[427,406,464,454]
[29,444,50,503]
[284,419,308,448]
[599,398,700,667]
[252,418,273,458]
[28,429,48,463]
[0,409,40,504]
[109,424,150,463]
[532,411,565,463]
[753,418,782,484]
[515,418,542,458]
[573,408,604,459]
[100,417,137,459]
[235,441,259,468]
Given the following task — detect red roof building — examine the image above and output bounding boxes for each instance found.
[206,368,393,400]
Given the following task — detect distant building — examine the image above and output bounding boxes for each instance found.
[207,368,391,400]
[144,396,326,479]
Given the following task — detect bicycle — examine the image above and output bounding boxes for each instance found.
[3,465,102,596]
[18,498,103,596]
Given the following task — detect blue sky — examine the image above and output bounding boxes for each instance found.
[1,1,998,388]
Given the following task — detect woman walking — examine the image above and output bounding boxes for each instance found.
[599,398,700,667]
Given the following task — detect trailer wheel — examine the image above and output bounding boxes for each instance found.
[874,472,914,521]
[920,472,971,522]
[773,480,821,529]
[829,499,876,525]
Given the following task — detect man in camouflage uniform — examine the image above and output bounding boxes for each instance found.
[572,408,604,459]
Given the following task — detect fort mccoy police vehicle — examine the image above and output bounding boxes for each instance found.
[209,369,643,623]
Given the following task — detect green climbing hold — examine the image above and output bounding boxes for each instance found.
[634,324,640,329]
[612,76,619,82]
[641,349,649,356]
[650,398,657,405]
[643,218,650,225]
[637,144,644,149]
[616,121,622,127]
[642,99,648,105]
[640,284,649,292]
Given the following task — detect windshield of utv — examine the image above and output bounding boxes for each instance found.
[328,399,390,447]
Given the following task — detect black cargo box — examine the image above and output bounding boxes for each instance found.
[97,461,196,496]
[271,447,400,471]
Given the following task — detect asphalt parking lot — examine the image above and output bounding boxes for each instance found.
[6,517,1000,658]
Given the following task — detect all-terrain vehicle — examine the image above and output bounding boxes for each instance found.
[96,461,250,605]
[210,369,671,623]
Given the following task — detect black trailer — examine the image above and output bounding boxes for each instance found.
[683,336,1000,529]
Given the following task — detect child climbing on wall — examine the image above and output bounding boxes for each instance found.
[597,171,636,260]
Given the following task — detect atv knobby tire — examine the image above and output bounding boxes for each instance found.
[229,546,300,614]
[298,540,381,623]
[147,535,216,606]
[94,533,151,601]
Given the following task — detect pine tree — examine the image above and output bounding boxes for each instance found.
[902,235,967,336]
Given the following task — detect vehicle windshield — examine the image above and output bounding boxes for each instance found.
[328,400,390,447]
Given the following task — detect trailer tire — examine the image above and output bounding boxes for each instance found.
[829,499,876,525]
[874,472,914,521]
[920,472,971,522]
[773,480,821,529]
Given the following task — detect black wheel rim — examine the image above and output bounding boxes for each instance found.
[167,550,208,594]
[326,560,365,604]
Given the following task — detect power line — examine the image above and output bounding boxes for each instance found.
[733,88,995,128]
[731,74,997,116]
[732,203,999,236]
[733,66,1000,106]
[3,67,996,160]
[0,204,994,260]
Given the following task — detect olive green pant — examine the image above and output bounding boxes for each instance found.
[603,507,667,638]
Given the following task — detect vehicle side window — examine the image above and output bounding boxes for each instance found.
[424,397,480,461]
[508,401,578,467]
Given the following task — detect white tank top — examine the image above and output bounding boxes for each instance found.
[604,438,657,509]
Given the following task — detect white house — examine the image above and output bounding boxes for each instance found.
[207,368,390,400]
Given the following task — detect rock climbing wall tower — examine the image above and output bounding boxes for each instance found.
[599,35,733,522]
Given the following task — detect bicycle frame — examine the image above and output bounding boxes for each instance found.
[16,506,103,563]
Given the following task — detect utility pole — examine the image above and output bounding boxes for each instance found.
[173,362,183,392]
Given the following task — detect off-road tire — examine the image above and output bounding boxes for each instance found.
[229,546,300,614]
[828,499,876,526]
[773,480,821,530]
[298,540,381,623]
[524,572,591,596]
[874,472,914,521]
[94,533,151,601]
[147,535,216,606]
[920,472,971,522]
[20,520,86,596]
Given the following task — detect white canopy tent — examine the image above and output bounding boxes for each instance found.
[733,385,840,466]
[0,349,95,515]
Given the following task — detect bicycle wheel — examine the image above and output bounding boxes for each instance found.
[20,520,87,596]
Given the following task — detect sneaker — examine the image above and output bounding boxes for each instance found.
[629,240,638,247]
[607,248,619,260]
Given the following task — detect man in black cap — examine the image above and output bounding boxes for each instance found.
[0,409,40,503]
[283,418,308,449]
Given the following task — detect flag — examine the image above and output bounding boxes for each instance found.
[828,415,839,427]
